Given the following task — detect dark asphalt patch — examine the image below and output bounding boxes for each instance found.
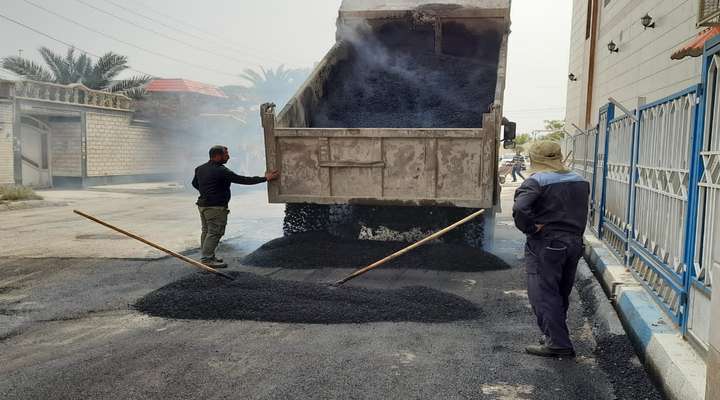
[576,274,664,400]
[594,335,664,400]
[134,271,482,324]
[242,232,510,271]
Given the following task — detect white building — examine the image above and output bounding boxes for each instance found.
[565,0,711,129]
[565,1,720,398]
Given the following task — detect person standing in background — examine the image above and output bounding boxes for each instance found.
[511,151,526,182]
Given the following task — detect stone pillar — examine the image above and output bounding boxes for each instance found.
[707,267,720,399]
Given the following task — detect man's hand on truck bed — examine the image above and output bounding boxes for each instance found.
[265,170,280,181]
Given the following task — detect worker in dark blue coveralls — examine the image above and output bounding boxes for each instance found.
[512,141,590,358]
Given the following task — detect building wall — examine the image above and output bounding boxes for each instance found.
[708,266,720,398]
[0,101,14,185]
[566,0,591,129]
[566,0,703,128]
[85,111,175,177]
[49,118,82,177]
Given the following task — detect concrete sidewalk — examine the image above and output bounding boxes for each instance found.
[583,235,707,400]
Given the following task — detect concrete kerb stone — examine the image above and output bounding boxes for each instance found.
[583,233,707,400]
[583,235,640,298]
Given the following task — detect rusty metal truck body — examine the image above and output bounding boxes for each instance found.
[261,0,511,246]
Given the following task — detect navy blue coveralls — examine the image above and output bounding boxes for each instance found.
[512,171,590,350]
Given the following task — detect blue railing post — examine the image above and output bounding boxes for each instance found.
[680,84,704,335]
[628,107,642,269]
[589,128,599,224]
[598,103,615,238]
[622,107,640,266]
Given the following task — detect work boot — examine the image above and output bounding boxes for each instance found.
[202,258,228,269]
[525,345,575,358]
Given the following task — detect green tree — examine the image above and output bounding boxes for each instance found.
[515,133,531,147]
[1,47,151,99]
[542,119,566,142]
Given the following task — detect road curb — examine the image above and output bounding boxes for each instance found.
[575,261,625,337]
[582,234,707,400]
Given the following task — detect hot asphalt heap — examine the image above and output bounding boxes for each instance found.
[312,21,500,128]
[134,271,482,323]
[312,52,497,128]
[243,232,510,272]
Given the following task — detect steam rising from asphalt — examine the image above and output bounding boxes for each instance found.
[312,17,500,128]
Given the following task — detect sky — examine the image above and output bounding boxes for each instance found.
[0,0,572,132]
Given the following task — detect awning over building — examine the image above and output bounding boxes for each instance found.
[671,26,720,60]
[145,79,227,98]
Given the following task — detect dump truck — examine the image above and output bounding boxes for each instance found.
[261,0,514,249]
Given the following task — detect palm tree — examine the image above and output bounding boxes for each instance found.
[238,65,311,106]
[1,47,152,99]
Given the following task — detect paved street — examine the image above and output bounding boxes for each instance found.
[0,183,662,399]
[0,187,283,258]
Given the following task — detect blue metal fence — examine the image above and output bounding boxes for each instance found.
[561,36,720,343]
[583,85,704,332]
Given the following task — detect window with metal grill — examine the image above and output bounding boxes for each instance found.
[586,0,593,39]
[699,0,720,26]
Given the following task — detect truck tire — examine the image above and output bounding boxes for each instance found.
[328,204,359,239]
[443,208,485,249]
[482,210,496,251]
[283,203,330,236]
[461,213,485,249]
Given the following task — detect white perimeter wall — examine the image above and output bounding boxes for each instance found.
[0,101,14,185]
[85,111,176,177]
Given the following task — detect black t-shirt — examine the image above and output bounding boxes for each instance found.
[191,161,266,207]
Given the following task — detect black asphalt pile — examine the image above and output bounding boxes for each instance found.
[133,271,481,323]
[312,51,497,128]
[242,231,510,272]
[311,20,499,129]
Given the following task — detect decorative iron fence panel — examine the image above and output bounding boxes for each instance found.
[627,88,698,325]
[571,130,591,178]
[694,53,720,294]
[603,115,634,259]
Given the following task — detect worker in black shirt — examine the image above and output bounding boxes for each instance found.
[192,145,279,268]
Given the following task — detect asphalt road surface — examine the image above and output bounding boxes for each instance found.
[0,184,663,399]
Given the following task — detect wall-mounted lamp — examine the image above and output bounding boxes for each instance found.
[641,13,655,29]
[568,73,578,82]
[608,41,619,53]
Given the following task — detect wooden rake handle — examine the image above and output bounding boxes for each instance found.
[334,209,486,285]
[73,210,234,280]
